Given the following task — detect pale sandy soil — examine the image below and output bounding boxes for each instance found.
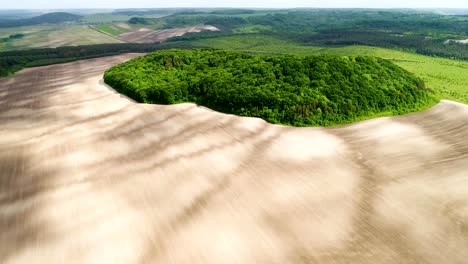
[116,23,131,30]
[455,39,468,44]
[0,54,468,264]
[445,39,468,44]
[118,25,220,43]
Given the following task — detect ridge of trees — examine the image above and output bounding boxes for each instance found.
[104,49,434,126]
[134,10,468,60]
[0,12,82,28]
[0,42,192,77]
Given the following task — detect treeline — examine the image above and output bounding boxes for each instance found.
[104,49,433,126]
[0,42,191,77]
[134,9,468,60]
[129,14,247,31]
[247,10,468,35]
[210,9,256,15]
[0,33,25,43]
[0,12,82,28]
[113,9,180,16]
[132,9,468,35]
[417,41,468,60]
[295,30,424,47]
[175,9,258,15]
[170,15,246,31]
[294,30,468,60]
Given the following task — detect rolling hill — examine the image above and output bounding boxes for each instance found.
[0,12,82,28]
[104,49,434,126]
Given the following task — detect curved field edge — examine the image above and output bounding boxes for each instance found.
[103,49,437,127]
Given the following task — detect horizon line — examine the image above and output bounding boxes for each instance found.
[1,7,468,10]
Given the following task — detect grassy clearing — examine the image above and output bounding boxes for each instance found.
[80,14,135,24]
[93,24,131,36]
[0,25,50,51]
[192,35,468,104]
[0,25,122,51]
[0,25,48,38]
[233,25,273,33]
[81,13,168,24]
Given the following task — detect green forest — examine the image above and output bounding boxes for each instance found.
[159,10,468,61]
[0,12,82,28]
[0,42,191,77]
[2,9,468,77]
[104,49,434,126]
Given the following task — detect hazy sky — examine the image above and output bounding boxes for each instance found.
[2,0,468,9]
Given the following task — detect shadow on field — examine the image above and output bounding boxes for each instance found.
[136,117,279,263]
[3,55,468,263]
[0,148,58,261]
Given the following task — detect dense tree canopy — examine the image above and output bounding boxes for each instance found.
[0,42,192,77]
[0,12,82,28]
[104,49,433,126]
[158,9,468,61]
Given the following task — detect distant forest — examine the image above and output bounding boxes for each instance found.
[1,9,468,77]
[146,10,468,60]
[0,12,82,28]
[0,42,191,77]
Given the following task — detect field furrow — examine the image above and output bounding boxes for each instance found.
[0,54,467,264]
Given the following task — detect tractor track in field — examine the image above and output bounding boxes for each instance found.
[1,54,468,263]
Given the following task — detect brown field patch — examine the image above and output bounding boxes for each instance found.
[1,54,468,263]
[118,25,220,43]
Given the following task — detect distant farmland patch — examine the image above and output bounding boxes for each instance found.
[0,25,123,51]
[117,25,219,43]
